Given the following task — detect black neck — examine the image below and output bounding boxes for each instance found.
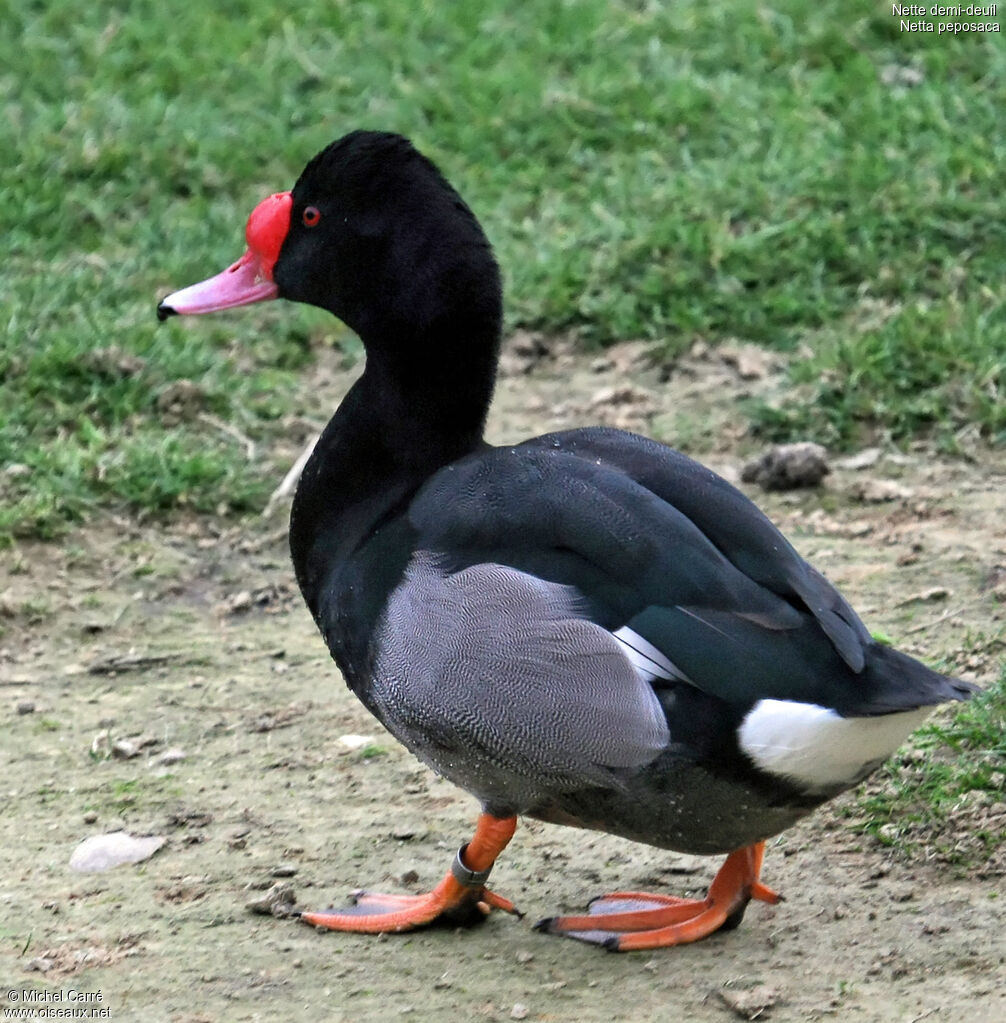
[288,320,500,615]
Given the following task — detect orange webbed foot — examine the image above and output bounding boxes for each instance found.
[536,842,781,951]
[301,813,521,935]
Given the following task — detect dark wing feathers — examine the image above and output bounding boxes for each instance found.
[412,447,802,630]
[408,429,970,715]
[524,428,871,672]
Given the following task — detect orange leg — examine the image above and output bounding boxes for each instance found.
[536,841,781,951]
[300,813,521,934]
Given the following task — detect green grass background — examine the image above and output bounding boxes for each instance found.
[852,669,1005,866]
[3,0,1004,538]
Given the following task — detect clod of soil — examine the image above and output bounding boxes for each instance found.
[741,441,831,490]
[246,883,299,918]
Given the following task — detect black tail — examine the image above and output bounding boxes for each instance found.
[856,642,979,715]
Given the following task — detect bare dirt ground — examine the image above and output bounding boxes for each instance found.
[2,339,1004,1022]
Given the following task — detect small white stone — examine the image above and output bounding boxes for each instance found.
[337,734,376,750]
[70,831,166,872]
[156,748,187,765]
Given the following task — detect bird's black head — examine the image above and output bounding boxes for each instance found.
[158,131,503,355]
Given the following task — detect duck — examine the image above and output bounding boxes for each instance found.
[157,130,977,951]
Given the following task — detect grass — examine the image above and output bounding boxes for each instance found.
[4,0,1005,538]
[750,296,1005,451]
[851,670,1006,868]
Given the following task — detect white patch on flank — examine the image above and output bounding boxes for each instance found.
[613,626,688,683]
[738,699,933,790]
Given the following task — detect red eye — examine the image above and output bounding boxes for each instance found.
[302,206,321,227]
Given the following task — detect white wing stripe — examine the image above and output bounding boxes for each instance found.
[613,626,688,682]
